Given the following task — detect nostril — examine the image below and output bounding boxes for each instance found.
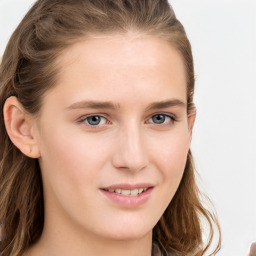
[120,164,147,173]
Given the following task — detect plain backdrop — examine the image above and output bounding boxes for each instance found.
[0,0,255,256]
[171,1,256,255]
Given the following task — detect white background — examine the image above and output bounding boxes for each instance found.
[0,0,255,255]
[171,1,256,255]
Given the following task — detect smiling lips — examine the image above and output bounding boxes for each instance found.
[103,187,149,196]
[100,184,154,207]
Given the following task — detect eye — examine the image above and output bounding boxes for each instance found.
[149,114,175,125]
[83,115,107,126]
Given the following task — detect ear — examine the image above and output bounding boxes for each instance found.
[3,96,40,158]
[187,108,196,142]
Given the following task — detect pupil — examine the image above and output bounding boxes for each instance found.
[88,116,101,125]
[153,114,165,124]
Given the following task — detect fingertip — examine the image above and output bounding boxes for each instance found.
[248,242,256,256]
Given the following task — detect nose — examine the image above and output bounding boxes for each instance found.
[111,125,149,173]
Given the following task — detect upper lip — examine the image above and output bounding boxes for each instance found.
[102,183,154,190]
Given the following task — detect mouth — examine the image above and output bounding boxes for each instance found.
[100,184,154,207]
[102,187,150,196]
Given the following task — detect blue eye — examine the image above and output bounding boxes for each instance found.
[150,114,175,124]
[84,116,107,126]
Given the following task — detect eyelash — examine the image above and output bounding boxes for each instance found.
[148,113,176,125]
[77,113,177,128]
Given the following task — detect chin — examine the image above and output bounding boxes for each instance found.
[98,219,154,241]
[105,229,151,241]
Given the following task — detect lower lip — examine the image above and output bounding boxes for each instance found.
[100,188,153,208]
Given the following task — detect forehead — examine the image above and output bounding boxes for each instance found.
[58,34,185,71]
[47,34,187,107]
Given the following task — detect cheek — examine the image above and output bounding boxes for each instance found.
[38,127,105,188]
[150,130,190,197]
[37,128,113,221]
[152,130,190,172]
[38,125,119,201]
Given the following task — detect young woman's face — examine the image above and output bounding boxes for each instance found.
[34,35,194,241]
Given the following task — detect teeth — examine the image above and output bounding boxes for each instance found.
[130,189,139,196]
[138,188,144,194]
[121,189,131,196]
[107,188,148,196]
[115,189,121,194]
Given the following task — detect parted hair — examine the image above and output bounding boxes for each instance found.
[0,0,221,255]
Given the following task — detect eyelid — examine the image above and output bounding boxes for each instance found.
[146,112,177,123]
[77,114,112,126]
[76,112,178,128]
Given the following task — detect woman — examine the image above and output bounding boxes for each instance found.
[0,0,221,255]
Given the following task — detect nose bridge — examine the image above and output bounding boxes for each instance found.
[112,121,148,172]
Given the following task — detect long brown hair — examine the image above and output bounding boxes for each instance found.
[0,1,221,255]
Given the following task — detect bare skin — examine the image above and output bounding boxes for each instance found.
[248,242,256,256]
[5,34,195,256]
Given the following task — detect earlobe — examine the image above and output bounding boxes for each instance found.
[3,96,41,158]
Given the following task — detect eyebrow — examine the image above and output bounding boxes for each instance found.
[66,99,186,111]
[146,99,186,111]
[66,101,120,111]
